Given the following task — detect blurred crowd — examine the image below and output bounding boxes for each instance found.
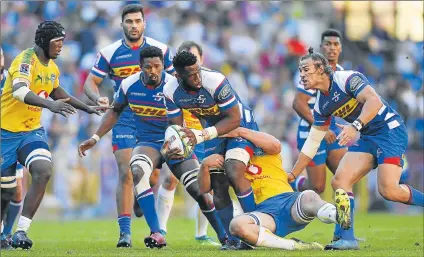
[1,1,423,217]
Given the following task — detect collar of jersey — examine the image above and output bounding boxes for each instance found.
[179,80,200,95]
[122,37,146,50]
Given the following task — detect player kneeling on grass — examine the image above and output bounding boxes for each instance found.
[196,127,351,250]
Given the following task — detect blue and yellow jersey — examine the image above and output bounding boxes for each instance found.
[244,152,293,204]
[1,48,60,132]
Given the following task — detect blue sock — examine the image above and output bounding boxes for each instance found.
[117,214,131,235]
[405,185,424,206]
[340,193,355,241]
[136,188,160,233]
[333,223,342,240]
[3,201,22,236]
[217,203,238,241]
[201,206,227,242]
[236,188,256,213]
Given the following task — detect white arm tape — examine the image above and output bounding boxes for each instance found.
[301,127,327,159]
[91,134,101,143]
[190,126,218,145]
[12,86,31,102]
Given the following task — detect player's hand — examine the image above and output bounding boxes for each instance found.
[87,105,112,115]
[220,127,243,138]
[48,98,77,117]
[180,127,198,145]
[95,96,112,113]
[287,172,296,183]
[324,130,337,144]
[336,123,357,146]
[202,154,224,170]
[78,138,97,157]
[160,139,184,160]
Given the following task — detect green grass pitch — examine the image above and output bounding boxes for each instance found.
[2,213,423,257]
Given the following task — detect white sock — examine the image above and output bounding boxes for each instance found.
[317,203,337,224]
[256,226,295,250]
[16,216,32,233]
[157,185,175,232]
[195,204,209,238]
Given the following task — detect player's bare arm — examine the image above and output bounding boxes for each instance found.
[182,104,241,146]
[221,127,281,155]
[78,100,126,157]
[198,154,224,194]
[83,73,110,107]
[289,124,329,182]
[50,86,104,115]
[293,91,314,125]
[12,82,76,117]
[337,86,383,146]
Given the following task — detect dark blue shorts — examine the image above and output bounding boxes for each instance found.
[1,127,50,177]
[349,124,408,168]
[255,192,308,237]
[112,123,137,152]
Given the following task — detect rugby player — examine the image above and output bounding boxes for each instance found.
[1,21,101,250]
[82,4,175,247]
[289,48,424,250]
[78,46,226,249]
[157,41,218,245]
[292,29,347,193]
[163,50,258,249]
[195,127,350,251]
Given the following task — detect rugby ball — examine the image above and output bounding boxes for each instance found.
[164,125,194,158]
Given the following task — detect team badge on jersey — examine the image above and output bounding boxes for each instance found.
[19,64,30,75]
[218,84,232,101]
[349,75,365,92]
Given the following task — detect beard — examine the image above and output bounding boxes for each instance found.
[124,30,142,42]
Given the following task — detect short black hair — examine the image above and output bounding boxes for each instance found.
[121,4,144,21]
[172,51,197,73]
[299,47,334,76]
[321,29,342,43]
[140,46,163,65]
[177,41,203,56]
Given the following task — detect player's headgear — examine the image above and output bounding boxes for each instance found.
[299,47,334,76]
[35,21,66,58]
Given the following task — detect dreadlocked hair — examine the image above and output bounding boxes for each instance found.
[299,47,334,76]
[140,46,163,65]
[172,50,197,73]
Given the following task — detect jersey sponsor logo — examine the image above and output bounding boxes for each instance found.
[116,54,132,60]
[37,90,48,99]
[217,84,231,101]
[19,64,30,75]
[186,105,220,116]
[332,98,358,118]
[112,66,141,77]
[246,164,262,175]
[349,75,365,92]
[129,104,166,117]
[129,92,146,96]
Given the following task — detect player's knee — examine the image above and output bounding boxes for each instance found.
[130,154,153,194]
[224,159,250,193]
[163,173,179,190]
[378,183,397,202]
[229,216,246,237]
[118,167,132,185]
[300,190,321,211]
[29,160,52,183]
[311,183,326,194]
[331,174,343,190]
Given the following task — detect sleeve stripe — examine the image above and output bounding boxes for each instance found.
[167,108,181,115]
[91,67,107,76]
[217,95,236,107]
[12,78,30,87]
[165,65,174,71]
